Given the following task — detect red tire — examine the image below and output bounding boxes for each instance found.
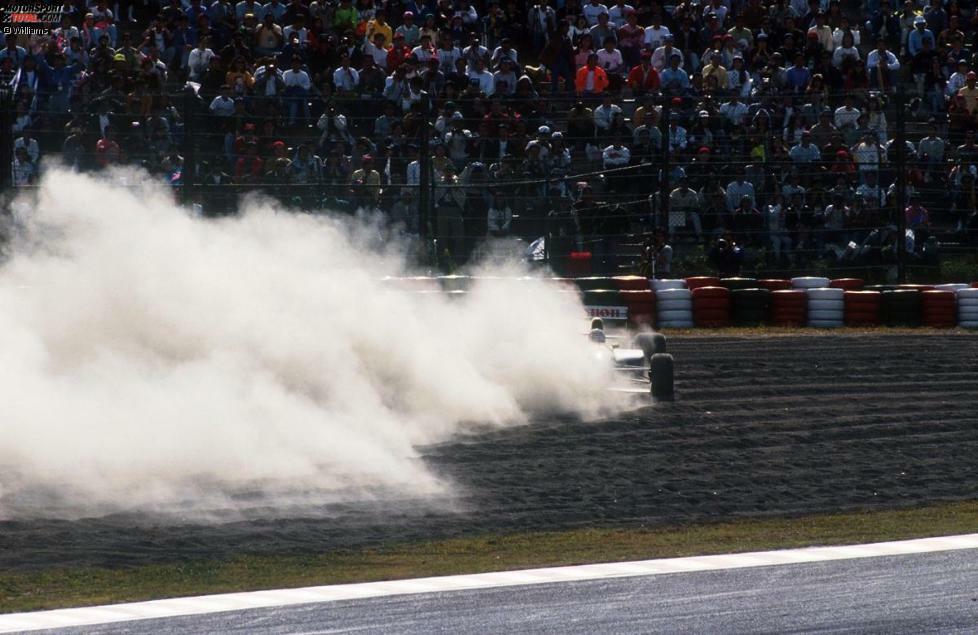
[694,309,732,320]
[830,278,865,290]
[692,285,731,298]
[693,299,732,311]
[613,275,652,291]
[686,276,721,290]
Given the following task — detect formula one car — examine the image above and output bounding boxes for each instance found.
[588,319,674,400]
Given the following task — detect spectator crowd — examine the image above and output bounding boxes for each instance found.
[4,0,978,270]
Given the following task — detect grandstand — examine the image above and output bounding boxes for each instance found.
[2,0,978,279]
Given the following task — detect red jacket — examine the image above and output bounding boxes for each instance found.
[627,63,660,91]
[575,65,609,94]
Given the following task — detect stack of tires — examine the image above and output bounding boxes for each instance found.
[757,279,791,291]
[829,278,864,290]
[656,288,694,328]
[685,276,721,291]
[438,275,473,292]
[770,290,808,326]
[575,276,617,291]
[691,286,731,327]
[720,277,758,291]
[652,278,688,292]
[613,276,653,291]
[730,288,771,326]
[806,287,845,328]
[921,291,957,328]
[791,276,831,290]
[880,289,923,326]
[957,288,978,328]
[621,290,657,329]
[935,283,970,293]
[844,291,882,326]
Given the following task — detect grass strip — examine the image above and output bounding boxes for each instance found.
[3,500,978,613]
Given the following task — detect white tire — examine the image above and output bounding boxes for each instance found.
[806,287,845,300]
[656,288,692,301]
[808,319,843,328]
[657,301,693,312]
[937,283,970,292]
[808,299,845,310]
[956,288,978,299]
[809,309,845,321]
[658,309,693,322]
[792,276,831,289]
[959,321,978,328]
[959,310,978,320]
[957,297,978,308]
[652,278,687,291]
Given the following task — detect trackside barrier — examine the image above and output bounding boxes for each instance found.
[692,286,731,328]
[844,291,882,326]
[655,288,694,328]
[806,287,845,328]
[957,288,978,328]
[379,277,978,327]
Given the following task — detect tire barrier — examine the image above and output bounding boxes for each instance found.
[652,278,688,291]
[865,284,899,292]
[730,288,772,326]
[770,290,808,326]
[613,276,653,291]
[805,287,844,328]
[898,284,936,292]
[935,283,970,293]
[844,291,882,326]
[583,289,629,323]
[620,290,656,328]
[880,289,923,327]
[829,278,864,290]
[921,290,958,328]
[685,276,721,291]
[791,276,831,289]
[691,286,732,328]
[719,277,758,291]
[757,279,792,291]
[655,288,694,328]
[957,288,978,328]
[575,276,618,291]
[438,275,472,292]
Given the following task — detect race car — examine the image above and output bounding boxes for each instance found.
[589,318,674,400]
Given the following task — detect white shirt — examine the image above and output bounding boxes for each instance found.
[593,103,622,129]
[187,47,215,80]
[602,144,630,166]
[332,66,359,91]
[607,3,634,27]
[834,105,861,129]
[582,2,609,26]
[468,69,495,95]
[643,25,671,49]
[283,68,311,89]
[596,48,623,75]
[719,100,748,125]
[866,49,900,71]
[209,95,235,116]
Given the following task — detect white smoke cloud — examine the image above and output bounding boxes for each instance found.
[0,167,625,519]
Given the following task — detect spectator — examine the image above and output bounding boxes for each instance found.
[575,53,609,96]
[626,50,660,95]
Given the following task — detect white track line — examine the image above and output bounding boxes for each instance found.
[3,533,978,633]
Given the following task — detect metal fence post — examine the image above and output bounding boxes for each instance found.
[894,83,907,283]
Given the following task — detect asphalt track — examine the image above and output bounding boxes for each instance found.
[10,538,978,634]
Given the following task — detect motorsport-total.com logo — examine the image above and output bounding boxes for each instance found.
[1,2,64,36]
